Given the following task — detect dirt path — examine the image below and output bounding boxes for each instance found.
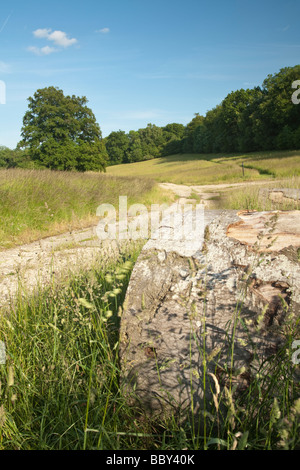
[0,225,121,308]
[159,180,278,207]
[0,179,294,308]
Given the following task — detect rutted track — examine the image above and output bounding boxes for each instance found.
[158,180,285,208]
[0,225,121,308]
[0,179,295,308]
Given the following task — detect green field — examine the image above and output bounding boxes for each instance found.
[1,150,299,248]
[0,151,299,450]
[106,150,300,185]
[0,169,172,249]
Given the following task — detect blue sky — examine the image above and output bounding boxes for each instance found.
[0,0,300,148]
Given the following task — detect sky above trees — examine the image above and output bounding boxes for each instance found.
[1,0,300,148]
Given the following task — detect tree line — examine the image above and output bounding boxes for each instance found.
[105,64,300,164]
[104,122,185,165]
[0,65,299,171]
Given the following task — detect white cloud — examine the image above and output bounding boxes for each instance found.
[33,28,52,39]
[96,27,110,34]
[47,30,78,47]
[29,28,78,55]
[41,45,57,55]
[27,45,57,56]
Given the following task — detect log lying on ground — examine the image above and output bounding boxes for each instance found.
[119,208,300,421]
[227,210,300,252]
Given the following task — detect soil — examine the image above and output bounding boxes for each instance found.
[0,225,120,308]
[158,180,282,207]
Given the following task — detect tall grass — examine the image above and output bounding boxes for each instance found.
[0,169,172,249]
[222,176,300,211]
[1,151,299,248]
[0,242,144,450]
[0,153,299,450]
[0,241,299,450]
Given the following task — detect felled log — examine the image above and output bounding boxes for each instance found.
[119,209,300,422]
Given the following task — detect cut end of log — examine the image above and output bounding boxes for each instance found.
[226,210,300,252]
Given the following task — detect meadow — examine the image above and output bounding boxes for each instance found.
[0,150,299,450]
[106,149,300,185]
[107,149,300,213]
[1,150,299,249]
[0,169,172,249]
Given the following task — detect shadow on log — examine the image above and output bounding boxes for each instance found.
[119,209,300,424]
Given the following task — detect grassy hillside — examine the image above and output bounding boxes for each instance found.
[0,169,173,249]
[1,156,299,450]
[106,150,300,185]
[1,150,299,248]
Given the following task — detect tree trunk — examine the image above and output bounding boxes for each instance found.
[119,208,300,422]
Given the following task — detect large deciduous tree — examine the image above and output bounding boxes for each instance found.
[18,86,107,171]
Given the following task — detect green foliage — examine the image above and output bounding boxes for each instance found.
[0,146,34,169]
[190,65,300,155]
[0,241,299,450]
[104,130,129,165]
[127,130,143,162]
[18,86,107,172]
[0,246,143,450]
[182,113,204,153]
[0,146,11,167]
[161,123,185,156]
[4,65,300,170]
[105,123,185,165]
[276,125,295,150]
[105,65,300,165]
[252,66,300,150]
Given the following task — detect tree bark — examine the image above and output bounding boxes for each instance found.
[119,209,300,422]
